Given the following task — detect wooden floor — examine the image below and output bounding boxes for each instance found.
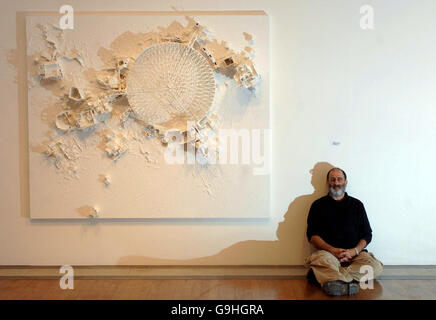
[1,279,436,300]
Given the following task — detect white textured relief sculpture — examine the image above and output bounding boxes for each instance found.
[127,42,216,131]
[26,13,270,219]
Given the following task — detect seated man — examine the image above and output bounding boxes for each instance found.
[305,167,383,296]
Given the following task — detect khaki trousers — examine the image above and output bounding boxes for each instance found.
[304,250,383,285]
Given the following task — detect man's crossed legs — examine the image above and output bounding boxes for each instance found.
[305,250,383,296]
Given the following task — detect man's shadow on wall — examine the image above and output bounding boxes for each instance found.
[118,161,334,265]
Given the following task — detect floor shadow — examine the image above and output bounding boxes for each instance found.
[117,161,334,265]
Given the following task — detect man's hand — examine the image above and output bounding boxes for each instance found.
[328,248,357,263]
[310,236,360,263]
[329,248,347,260]
[338,249,357,263]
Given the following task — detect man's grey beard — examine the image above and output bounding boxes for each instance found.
[329,185,346,198]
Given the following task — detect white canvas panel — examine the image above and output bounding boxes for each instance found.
[26,12,270,219]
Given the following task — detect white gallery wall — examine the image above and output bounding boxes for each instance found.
[1,0,435,265]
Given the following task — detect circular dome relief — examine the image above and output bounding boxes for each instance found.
[127,42,216,132]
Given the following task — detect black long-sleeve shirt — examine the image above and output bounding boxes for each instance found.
[306,192,372,250]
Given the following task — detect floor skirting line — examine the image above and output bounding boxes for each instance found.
[0,265,435,280]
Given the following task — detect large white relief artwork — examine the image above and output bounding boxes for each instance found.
[26,12,270,219]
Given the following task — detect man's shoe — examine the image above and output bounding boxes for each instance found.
[306,268,321,287]
[322,281,359,296]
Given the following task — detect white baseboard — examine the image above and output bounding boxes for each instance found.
[0,265,435,279]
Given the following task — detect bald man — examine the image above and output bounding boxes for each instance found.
[305,168,383,296]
